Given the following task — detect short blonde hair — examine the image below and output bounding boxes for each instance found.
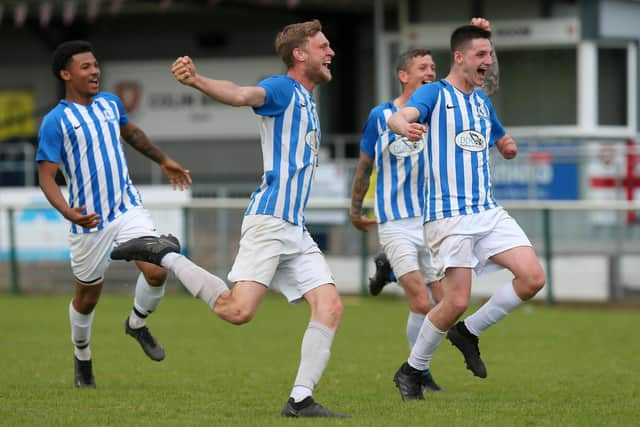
[275,19,323,68]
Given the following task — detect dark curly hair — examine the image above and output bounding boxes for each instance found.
[51,40,94,81]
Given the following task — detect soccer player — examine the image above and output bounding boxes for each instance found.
[365,18,500,297]
[350,19,498,391]
[36,40,192,388]
[350,48,443,393]
[111,20,349,418]
[387,24,545,400]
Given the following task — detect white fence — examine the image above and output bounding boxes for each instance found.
[1,192,640,302]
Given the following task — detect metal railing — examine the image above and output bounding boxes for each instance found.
[2,198,640,302]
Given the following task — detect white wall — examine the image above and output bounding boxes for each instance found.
[328,253,638,302]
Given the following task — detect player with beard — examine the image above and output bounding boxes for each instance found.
[111,20,349,418]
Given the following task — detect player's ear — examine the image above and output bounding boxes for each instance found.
[453,50,464,64]
[397,69,409,85]
[59,69,72,81]
[293,47,307,63]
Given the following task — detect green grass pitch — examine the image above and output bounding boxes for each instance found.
[0,292,637,426]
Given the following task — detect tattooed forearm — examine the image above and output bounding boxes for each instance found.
[122,126,166,164]
[350,159,374,217]
[482,43,500,97]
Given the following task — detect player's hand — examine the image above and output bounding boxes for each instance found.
[405,123,427,141]
[350,213,377,232]
[496,135,517,159]
[471,17,492,32]
[160,158,192,190]
[65,206,100,229]
[171,56,197,86]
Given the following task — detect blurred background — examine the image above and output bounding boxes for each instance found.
[1,0,640,303]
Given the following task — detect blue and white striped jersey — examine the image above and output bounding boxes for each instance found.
[406,80,506,222]
[360,101,425,224]
[246,75,321,225]
[36,92,142,234]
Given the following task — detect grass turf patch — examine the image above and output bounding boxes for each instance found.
[0,292,637,426]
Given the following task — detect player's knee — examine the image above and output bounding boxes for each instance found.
[445,294,469,317]
[331,298,344,322]
[408,295,430,314]
[522,269,545,299]
[215,304,255,325]
[143,268,168,287]
[315,297,344,329]
[75,293,100,312]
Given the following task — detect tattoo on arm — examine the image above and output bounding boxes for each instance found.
[350,159,374,216]
[122,125,166,164]
[482,44,500,97]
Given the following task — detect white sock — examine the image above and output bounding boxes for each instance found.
[464,281,523,336]
[170,255,228,309]
[69,300,94,361]
[292,322,334,391]
[290,385,312,402]
[406,311,426,349]
[407,315,445,371]
[129,273,165,329]
[161,252,180,269]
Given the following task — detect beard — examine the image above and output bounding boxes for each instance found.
[307,62,332,84]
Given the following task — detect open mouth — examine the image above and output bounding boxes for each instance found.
[477,68,487,79]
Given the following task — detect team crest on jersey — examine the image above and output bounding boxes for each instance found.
[305,129,319,153]
[102,108,116,121]
[389,136,424,157]
[477,103,490,119]
[454,130,486,152]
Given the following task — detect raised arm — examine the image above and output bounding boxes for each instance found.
[349,151,377,232]
[171,56,266,108]
[120,122,192,190]
[387,107,425,141]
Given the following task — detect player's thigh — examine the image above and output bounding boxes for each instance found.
[379,218,423,277]
[227,215,285,286]
[418,245,441,284]
[424,215,479,273]
[475,210,534,276]
[490,246,543,280]
[113,207,160,244]
[69,223,120,284]
[273,230,334,304]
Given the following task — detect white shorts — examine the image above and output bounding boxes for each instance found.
[227,215,335,303]
[424,207,531,277]
[378,217,440,283]
[69,207,159,284]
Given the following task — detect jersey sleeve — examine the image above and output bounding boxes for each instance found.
[253,76,293,116]
[35,112,64,163]
[485,96,506,147]
[359,107,381,158]
[406,83,440,124]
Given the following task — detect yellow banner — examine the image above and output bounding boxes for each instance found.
[0,91,35,140]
